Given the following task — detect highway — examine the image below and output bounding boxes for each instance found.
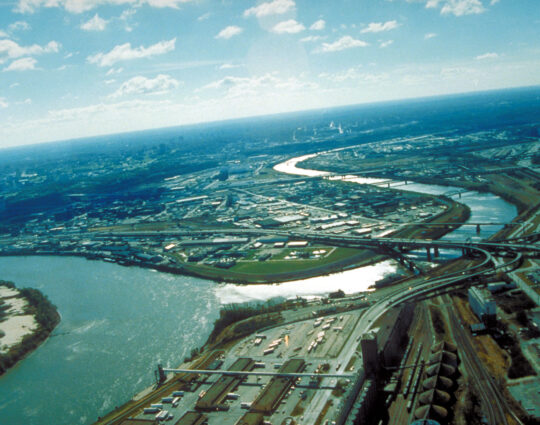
[97,227,540,254]
[162,368,357,379]
[89,218,537,425]
[96,240,530,425]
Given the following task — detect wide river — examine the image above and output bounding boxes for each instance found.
[0,155,517,424]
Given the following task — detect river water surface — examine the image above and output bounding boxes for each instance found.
[0,257,220,425]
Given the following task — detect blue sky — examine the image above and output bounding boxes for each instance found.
[0,0,539,147]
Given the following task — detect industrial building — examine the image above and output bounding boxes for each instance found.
[468,287,497,323]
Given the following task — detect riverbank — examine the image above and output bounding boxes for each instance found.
[0,200,464,285]
[0,280,60,376]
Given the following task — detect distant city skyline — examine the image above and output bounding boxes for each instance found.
[0,0,539,147]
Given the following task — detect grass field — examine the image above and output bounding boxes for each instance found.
[171,246,379,284]
[230,247,354,274]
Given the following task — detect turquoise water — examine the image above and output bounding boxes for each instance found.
[0,256,220,425]
[398,183,518,241]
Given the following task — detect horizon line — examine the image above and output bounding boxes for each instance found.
[2,83,539,152]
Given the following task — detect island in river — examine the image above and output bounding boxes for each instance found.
[0,280,60,375]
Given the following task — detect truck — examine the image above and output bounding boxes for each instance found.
[240,402,252,409]
[150,403,164,409]
[155,410,169,421]
[172,397,180,407]
[172,391,184,397]
[226,393,240,400]
[162,397,173,403]
[143,407,160,414]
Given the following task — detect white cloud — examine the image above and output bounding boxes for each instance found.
[318,36,368,53]
[44,99,174,123]
[197,12,210,21]
[4,57,37,71]
[0,39,59,59]
[0,97,8,108]
[300,35,322,43]
[319,67,390,84]
[271,19,305,34]
[490,0,499,4]
[441,0,485,15]
[119,8,137,32]
[81,14,107,31]
[119,8,136,19]
[361,20,399,33]
[201,73,317,98]
[17,0,195,14]
[8,21,30,31]
[309,19,325,31]
[426,0,443,8]
[106,67,123,75]
[0,30,7,38]
[110,74,180,98]
[425,0,486,16]
[17,98,32,105]
[219,63,243,70]
[424,32,437,39]
[243,0,295,18]
[476,52,499,60]
[215,25,243,40]
[380,40,394,48]
[87,38,176,67]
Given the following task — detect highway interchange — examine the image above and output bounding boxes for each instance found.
[94,221,539,425]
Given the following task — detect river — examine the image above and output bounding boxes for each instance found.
[0,154,517,424]
[274,153,518,243]
[0,257,220,425]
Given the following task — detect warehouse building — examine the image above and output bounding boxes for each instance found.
[468,287,497,323]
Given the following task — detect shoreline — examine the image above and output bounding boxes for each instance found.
[0,281,60,376]
[0,194,470,285]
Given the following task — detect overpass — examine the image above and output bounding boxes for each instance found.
[162,368,357,379]
[95,227,540,257]
[443,188,475,198]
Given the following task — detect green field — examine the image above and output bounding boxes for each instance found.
[171,246,377,283]
[230,247,357,274]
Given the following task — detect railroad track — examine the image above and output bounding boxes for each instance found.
[444,299,507,425]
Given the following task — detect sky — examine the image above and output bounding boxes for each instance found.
[0,0,539,148]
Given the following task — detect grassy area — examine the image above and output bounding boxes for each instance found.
[345,355,357,372]
[291,400,305,416]
[170,246,382,284]
[314,400,334,425]
[453,296,510,380]
[230,247,358,274]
